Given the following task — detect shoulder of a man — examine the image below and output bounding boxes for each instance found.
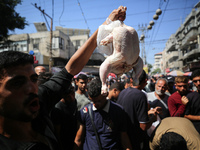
[147,92,156,101]
[78,103,92,124]
[168,91,178,100]
[187,91,199,97]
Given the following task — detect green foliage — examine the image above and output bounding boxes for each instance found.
[152,68,161,75]
[0,0,28,41]
[147,63,152,73]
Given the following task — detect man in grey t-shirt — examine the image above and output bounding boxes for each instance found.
[147,78,170,119]
[75,74,91,111]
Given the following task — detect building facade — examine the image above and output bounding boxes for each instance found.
[162,3,200,73]
[0,24,105,73]
[153,52,163,71]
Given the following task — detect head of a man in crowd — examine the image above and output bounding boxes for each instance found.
[175,76,189,95]
[76,74,88,93]
[134,70,148,90]
[37,72,53,86]
[124,79,131,89]
[191,69,200,92]
[158,132,187,150]
[155,78,168,96]
[62,84,75,104]
[108,82,124,102]
[87,79,107,110]
[35,66,46,75]
[166,76,175,90]
[0,51,39,122]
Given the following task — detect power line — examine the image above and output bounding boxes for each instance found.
[152,0,170,44]
[59,0,65,26]
[77,0,90,32]
[146,0,169,57]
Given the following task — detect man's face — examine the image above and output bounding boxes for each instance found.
[76,79,87,92]
[63,86,75,103]
[109,88,121,101]
[89,94,107,110]
[192,76,200,92]
[35,66,46,75]
[0,64,39,122]
[175,82,188,95]
[140,78,148,90]
[155,80,167,95]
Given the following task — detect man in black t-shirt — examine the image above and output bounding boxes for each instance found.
[117,70,161,150]
[183,69,200,134]
[50,85,77,150]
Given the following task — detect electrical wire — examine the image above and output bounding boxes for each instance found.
[147,0,169,55]
[77,0,90,32]
[59,0,65,26]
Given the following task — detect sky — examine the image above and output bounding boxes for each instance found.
[12,0,200,65]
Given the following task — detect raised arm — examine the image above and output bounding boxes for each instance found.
[65,6,127,76]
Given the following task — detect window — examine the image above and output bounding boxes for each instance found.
[59,37,64,49]
[20,44,27,51]
[76,40,80,48]
[33,38,40,50]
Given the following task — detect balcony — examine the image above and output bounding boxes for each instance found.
[168,61,180,69]
[168,51,179,58]
[181,26,198,47]
[182,48,200,60]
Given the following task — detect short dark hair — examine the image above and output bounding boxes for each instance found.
[159,132,187,150]
[139,70,147,85]
[0,51,34,79]
[191,69,200,80]
[76,74,88,81]
[109,82,124,91]
[37,72,53,86]
[87,79,101,97]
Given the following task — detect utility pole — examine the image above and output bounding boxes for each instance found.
[138,24,147,65]
[32,3,53,72]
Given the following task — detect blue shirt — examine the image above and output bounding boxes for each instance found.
[78,100,127,150]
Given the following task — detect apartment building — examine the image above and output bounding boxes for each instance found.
[162,2,200,73]
[0,23,105,73]
[162,34,182,73]
[153,52,163,71]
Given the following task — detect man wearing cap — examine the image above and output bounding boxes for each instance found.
[165,76,176,95]
[182,69,200,134]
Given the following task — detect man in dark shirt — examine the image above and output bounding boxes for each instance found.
[74,79,132,150]
[183,69,200,133]
[117,70,161,150]
[147,78,170,119]
[50,85,77,150]
[0,7,127,150]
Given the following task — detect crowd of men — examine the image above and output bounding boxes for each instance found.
[0,5,200,150]
[31,64,200,150]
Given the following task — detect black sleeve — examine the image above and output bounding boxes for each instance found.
[38,68,73,113]
[50,108,63,125]
[136,93,149,123]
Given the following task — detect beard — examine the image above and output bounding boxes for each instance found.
[155,89,163,96]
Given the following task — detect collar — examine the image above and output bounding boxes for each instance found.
[92,99,110,113]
